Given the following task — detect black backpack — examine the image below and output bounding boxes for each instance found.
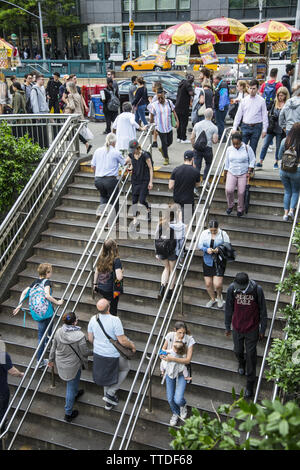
[193,129,207,152]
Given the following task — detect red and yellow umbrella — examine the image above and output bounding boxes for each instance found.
[200,17,248,42]
[157,22,219,46]
[239,20,292,43]
[281,22,300,42]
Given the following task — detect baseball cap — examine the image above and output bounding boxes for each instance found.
[233,272,249,291]
[184,150,194,160]
[129,139,139,150]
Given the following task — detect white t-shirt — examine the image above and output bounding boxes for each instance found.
[88,314,124,358]
[193,119,218,148]
[91,145,125,177]
[165,332,196,351]
[112,112,140,151]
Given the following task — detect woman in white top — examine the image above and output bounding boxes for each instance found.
[198,220,230,308]
[112,101,145,153]
[160,321,195,427]
[224,131,255,217]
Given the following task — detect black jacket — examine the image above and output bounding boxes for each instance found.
[281,74,292,96]
[225,280,267,335]
[175,79,194,114]
[46,79,62,100]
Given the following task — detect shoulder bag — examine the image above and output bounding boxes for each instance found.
[96,316,135,360]
[68,343,86,370]
[167,99,177,128]
[197,88,206,117]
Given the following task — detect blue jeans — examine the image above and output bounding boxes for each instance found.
[65,368,81,416]
[215,106,229,140]
[165,373,187,416]
[280,167,300,210]
[259,133,283,162]
[135,104,147,126]
[241,123,262,156]
[37,317,52,361]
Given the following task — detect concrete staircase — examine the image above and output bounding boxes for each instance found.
[0,166,293,450]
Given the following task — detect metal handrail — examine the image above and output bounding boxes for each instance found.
[0,114,83,275]
[109,127,233,450]
[0,124,155,450]
[244,196,300,441]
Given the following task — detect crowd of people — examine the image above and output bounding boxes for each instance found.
[1,62,300,433]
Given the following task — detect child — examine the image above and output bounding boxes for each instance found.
[160,341,192,384]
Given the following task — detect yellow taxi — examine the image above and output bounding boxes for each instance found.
[121,54,172,72]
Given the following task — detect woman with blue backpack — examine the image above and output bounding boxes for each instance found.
[13,263,64,368]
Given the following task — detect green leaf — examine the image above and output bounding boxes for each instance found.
[279,420,289,437]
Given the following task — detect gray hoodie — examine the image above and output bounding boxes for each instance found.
[30,84,49,114]
[279,95,300,132]
[49,326,92,381]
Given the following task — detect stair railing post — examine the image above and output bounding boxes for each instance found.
[145,355,153,413]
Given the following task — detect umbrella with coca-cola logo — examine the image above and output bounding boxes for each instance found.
[157,22,219,46]
[239,20,292,43]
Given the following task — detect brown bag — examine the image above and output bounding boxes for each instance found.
[96,316,135,360]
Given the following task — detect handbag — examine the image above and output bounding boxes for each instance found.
[79,123,94,141]
[197,88,206,117]
[96,316,135,360]
[167,100,177,128]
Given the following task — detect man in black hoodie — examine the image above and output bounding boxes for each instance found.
[46,72,62,114]
[224,272,267,398]
[281,64,295,97]
[175,74,194,143]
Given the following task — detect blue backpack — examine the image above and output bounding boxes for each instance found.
[263,81,277,110]
[24,279,53,322]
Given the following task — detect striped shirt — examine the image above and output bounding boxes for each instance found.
[150,99,174,134]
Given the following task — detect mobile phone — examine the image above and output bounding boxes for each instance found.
[159,349,168,356]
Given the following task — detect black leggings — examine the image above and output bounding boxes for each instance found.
[132,182,149,215]
[98,289,119,316]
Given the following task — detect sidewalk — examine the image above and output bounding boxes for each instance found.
[85,119,282,182]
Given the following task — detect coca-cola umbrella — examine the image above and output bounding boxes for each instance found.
[200,16,248,42]
[239,20,292,43]
[281,22,300,42]
[157,22,219,46]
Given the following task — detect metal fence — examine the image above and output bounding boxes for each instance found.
[3,60,106,79]
[0,113,77,149]
[0,114,83,278]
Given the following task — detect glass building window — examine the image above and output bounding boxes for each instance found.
[157,0,176,8]
[179,0,191,8]
[137,0,155,10]
[123,0,129,11]
[244,0,258,6]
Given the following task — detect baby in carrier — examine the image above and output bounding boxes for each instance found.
[160,340,192,384]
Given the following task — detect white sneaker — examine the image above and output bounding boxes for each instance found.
[180,404,187,420]
[217,295,224,308]
[176,138,181,143]
[37,359,49,369]
[206,299,216,308]
[170,414,179,426]
[180,139,191,144]
[288,210,294,220]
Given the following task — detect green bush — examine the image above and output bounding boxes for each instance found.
[265,226,300,399]
[169,393,300,450]
[0,121,43,215]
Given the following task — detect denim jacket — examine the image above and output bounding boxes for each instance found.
[198,229,230,266]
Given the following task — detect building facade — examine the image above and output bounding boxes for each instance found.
[80,0,298,61]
